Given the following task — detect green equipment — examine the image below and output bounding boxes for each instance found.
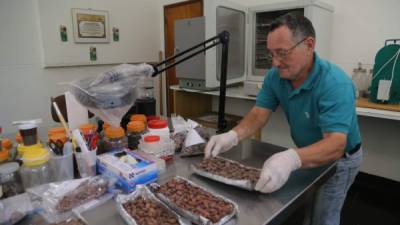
[370,39,400,104]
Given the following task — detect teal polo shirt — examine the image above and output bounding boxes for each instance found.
[256,53,361,152]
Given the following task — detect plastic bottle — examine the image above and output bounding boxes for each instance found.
[126,121,145,150]
[148,119,170,138]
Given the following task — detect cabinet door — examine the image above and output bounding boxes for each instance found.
[175,17,205,81]
[204,0,248,87]
[164,0,203,115]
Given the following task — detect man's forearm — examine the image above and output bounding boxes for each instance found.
[233,106,271,141]
[296,132,347,168]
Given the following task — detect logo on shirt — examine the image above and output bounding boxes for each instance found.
[304,112,310,119]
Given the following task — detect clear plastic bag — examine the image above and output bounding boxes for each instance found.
[27,176,115,223]
[181,127,211,157]
[0,193,34,225]
[51,215,88,225]
[68,63,154,127]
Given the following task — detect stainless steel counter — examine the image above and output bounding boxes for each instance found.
[21,139,335,225]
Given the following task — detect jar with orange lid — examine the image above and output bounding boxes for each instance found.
[48,127,66,137]
[99,122,111,138]
[0,148,8,164]
[126,121,145,150]
[2,139,15,161]
[48,133,68,144]
[79,123,96,136]
[103,126,127,153]
[130,114,147,129]
[79,123,98,146]
[15,132,22,144]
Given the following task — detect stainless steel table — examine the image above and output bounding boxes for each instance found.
[21,139,336,225]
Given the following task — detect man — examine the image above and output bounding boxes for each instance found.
[205,13,362,225]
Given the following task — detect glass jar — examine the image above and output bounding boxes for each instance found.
[103,127,127,153]
[0,162,24,199]
[126,121,145,150]
[20,146,51,189]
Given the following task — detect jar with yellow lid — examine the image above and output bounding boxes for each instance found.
[20,145,51,189]
[17,142,43,158]
[103,126,127,153]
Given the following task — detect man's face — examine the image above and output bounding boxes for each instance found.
[267,26,314,81]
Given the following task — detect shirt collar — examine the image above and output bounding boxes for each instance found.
[287,52,321,97]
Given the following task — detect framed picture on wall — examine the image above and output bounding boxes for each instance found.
[71,8,109,43]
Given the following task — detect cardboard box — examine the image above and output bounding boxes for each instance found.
[97,149,158,193]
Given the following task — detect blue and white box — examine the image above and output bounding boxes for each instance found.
[97,149,158,193]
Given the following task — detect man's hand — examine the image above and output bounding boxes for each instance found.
[255,149,302,193]
[204,130,238,158]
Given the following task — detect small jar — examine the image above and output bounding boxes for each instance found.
[0,149,8,164]
[126,121,145,150]
[103,127,127,152]
[0,162,24,199]
[130,114,147,128]
[79,123,98,150]
[20,146,51,189]
[2,139,15,162]
[142,135,161,154]
[148,119,170,138]
[100,122,111,138]
[48,133,68,144]
[15,132,23,144]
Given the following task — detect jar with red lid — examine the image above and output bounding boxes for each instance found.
[147,119,170,138]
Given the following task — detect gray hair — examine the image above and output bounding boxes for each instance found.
[269,12,315,42]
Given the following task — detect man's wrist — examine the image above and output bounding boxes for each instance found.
[287,148,302,170]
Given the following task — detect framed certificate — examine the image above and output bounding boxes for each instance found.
[71,8,109,43]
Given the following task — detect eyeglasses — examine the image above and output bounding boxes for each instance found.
[267,37,307,60]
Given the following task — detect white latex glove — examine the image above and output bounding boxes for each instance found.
[255,149,302,193]
[204,130,238,158]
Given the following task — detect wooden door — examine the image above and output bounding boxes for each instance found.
[164,0,203,116]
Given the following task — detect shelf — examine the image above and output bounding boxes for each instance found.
[170,85,400,121]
